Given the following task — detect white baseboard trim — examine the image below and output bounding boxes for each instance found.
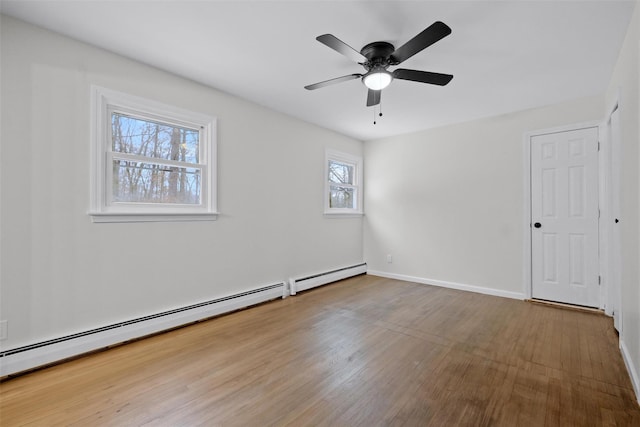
[620,338,640,405]
[367,270,526,300]
[0,282,285,377]
[289,263,367,295]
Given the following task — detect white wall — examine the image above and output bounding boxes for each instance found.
[0,15,363,350]
[364,95,603,298]
[605,0,640,396]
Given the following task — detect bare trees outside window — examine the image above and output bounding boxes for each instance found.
[328,160,355,209]
[111,113,201,205]
[324,150,362,215]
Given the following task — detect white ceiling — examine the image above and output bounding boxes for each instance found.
[1,1,635,141]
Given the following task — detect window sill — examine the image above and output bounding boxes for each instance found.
[89,212,219,223]
[323,211,364,218]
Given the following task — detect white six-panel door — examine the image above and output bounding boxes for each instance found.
[531,127,600,307]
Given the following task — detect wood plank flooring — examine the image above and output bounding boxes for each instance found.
[1,275,639,426]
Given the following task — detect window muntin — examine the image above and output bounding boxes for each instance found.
[325,150,363,215]
[90,86,217,222]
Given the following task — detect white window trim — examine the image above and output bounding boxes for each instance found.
[89,86,218,223]
[324,149,363,216]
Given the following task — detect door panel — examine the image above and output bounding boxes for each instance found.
[542,233,557,282]
[568,166,585,217]
[531,127,599,307]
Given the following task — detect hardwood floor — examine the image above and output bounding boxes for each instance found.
[1,274,639,426]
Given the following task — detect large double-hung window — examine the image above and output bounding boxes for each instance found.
[90,86,217,222]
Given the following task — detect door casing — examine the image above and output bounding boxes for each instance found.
[603,98,622,331]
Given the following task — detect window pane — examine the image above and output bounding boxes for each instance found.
[329,185,355,209]
[328,160,354,185]
[112,113,199,163]
[112,160,201,204]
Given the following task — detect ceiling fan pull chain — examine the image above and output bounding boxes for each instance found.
[373,106,377,125]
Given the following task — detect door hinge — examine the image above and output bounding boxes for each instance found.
[598,275,602,285]
[598,141,601,151]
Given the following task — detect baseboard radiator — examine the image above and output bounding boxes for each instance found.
[0,282,286,377]
[289,263,367,296]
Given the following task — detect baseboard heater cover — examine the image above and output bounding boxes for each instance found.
[289,263,367,296]
[0,282,285,377]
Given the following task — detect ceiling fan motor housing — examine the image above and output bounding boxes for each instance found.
[360,41,396,70]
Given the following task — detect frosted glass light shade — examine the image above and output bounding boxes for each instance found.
[363,71,392,90]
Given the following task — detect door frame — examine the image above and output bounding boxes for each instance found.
[602,92,623,331]
[522,120,606,308]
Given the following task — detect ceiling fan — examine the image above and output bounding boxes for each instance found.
[304,21,453,108]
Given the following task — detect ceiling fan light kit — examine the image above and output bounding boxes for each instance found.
[363,68,393,90]
[305,21,453,123]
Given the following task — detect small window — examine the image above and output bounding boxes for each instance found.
[325,150,363,215]
[90,86,217,222]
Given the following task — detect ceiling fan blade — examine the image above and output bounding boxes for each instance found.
[304,74,362,90]
[366,89,381,107]
[393,69,453,86]
[316,34,367,63]
[390,21,451,65]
